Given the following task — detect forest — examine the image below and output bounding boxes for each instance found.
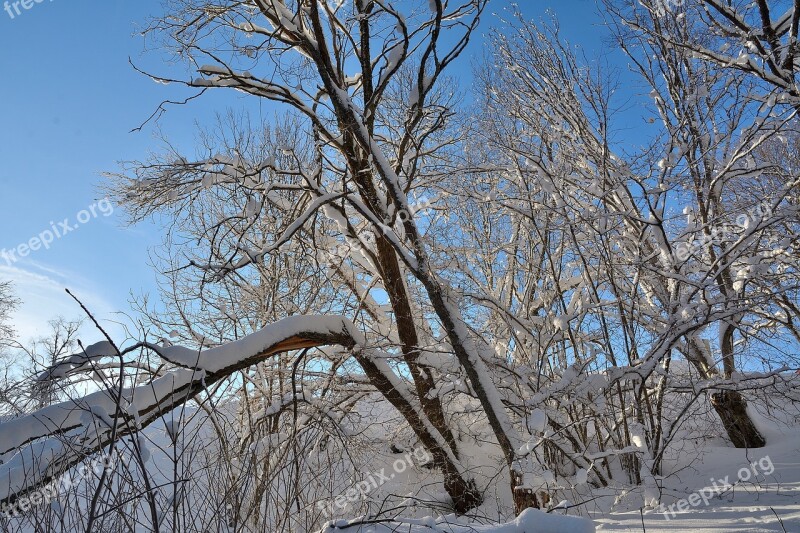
[1,0,799,531]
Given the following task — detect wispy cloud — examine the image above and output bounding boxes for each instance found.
[0,261,129,344]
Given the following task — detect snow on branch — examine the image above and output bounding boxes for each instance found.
[0,315,364,506]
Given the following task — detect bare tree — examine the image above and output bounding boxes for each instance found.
[14,318,84,409]
[461,5,799,507]
[623,0,800,107]
[0,281,17,344]
[603,0,800,449]
[3,3,799,529]
[113,0,519,513]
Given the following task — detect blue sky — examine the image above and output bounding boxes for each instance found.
[0,0,612,343]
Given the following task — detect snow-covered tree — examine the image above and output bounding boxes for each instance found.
[618,0,800,108]
[2,2,799,531]
[1,0,529,520]
[448,2,800,504]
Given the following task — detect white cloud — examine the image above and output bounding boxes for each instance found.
[0,261,128,344]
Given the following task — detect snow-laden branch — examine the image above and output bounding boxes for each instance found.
[0,315,363,505]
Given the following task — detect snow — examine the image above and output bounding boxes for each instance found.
[527,408,546,434]
[0,315,369,504]
[4,377,800,532]
[316,509,595,532]
[37,340,117,381]
[550,404,800,532]
[245,197,259,217]
[153,314,359,372]
[4,3,800,532]
[386,43,404,70]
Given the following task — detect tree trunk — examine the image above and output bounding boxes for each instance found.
[684,337,766,449]
[320,74,478,509]
[718,326,766,448]
[511,471,547,513]
[710,390,766,448]
[443,469,484,514]
[343,131,461,461]
[353,354,483,513]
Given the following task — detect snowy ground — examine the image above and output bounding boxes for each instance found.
[595,415,800,532]
[3,394,799,532]
[310,397,800,532]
